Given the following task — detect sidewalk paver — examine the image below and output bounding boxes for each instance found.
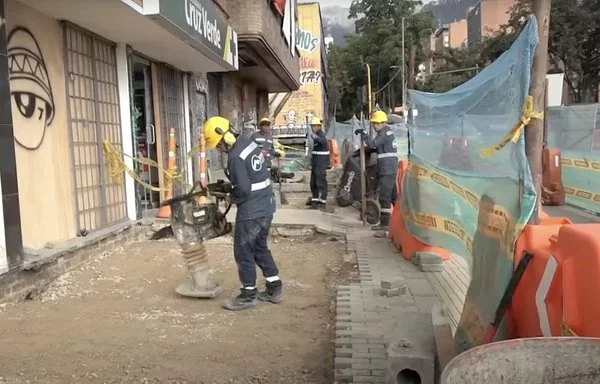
[333,223,438,383]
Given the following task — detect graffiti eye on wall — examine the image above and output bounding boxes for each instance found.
[13,92,51,121]
[7,27,55,151]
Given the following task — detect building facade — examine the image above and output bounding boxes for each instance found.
[271,2,327,136]
[467,0,515,47]
[0,0,298,277]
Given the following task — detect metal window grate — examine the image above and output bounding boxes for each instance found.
[158,64,187,193]
[63,24,127,233]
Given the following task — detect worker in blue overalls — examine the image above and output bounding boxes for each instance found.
[355,110,398,232]
[203,116,282,311]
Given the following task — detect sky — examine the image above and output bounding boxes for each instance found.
[313,0,433,7]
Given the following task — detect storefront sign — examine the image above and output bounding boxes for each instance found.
[126,0,239,70]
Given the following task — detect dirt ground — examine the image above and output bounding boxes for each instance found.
[0,233,355,384]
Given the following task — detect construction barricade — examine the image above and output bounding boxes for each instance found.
[508,217,600,339]
[389,160,451,262]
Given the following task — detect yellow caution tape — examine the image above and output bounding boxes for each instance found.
[480,95,544,158]
[103,140,186,192]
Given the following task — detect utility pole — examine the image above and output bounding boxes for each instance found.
[407,44,416,90]
[526,0,551,224]
[401,17,406,114]
[359,63,373,226]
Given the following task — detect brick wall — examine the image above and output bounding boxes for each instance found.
[1,225,146,303]
[227,0,299,85]
[219,72,261,138]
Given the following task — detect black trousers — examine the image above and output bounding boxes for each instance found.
[378,174,397,226]
[233,215,279,288]
[310,166,328,204]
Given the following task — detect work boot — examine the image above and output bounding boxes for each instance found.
[318,203,327,212]
[257,280,283,304]
[310,202,319,210]
[223,288,259,311]
[371,224,388,231]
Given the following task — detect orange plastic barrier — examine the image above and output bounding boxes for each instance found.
[559,225,600,337]
[328,139,341,168]
[509,215,600,339]
[509,220,568,339]
[388,160,451,261]
[541,147,565,206]
[156,127,176,219]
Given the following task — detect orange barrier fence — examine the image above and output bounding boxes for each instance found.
[388,160,451,261]
[328,139,341,168]
[388,159,600,341]
[509,217,600,339]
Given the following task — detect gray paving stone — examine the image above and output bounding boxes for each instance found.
[414,295,442,313]
[405,278,438,297]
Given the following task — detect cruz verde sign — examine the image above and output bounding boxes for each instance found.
[160,0,238,69]
[127,0,239,70]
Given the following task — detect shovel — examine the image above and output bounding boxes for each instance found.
[277,157,289,205]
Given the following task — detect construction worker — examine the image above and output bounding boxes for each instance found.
[252,117,280,173]
[202,116,282,311]
[309,117,330,211]
[355,110,398,231]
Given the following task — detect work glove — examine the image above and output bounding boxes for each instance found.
[273,152,282,158]
[207,180,234,194]
[354,129,367,136]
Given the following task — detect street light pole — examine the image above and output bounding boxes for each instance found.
[401,17,406,114]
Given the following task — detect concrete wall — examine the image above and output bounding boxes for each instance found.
[468,0,514,45]
[480,0,514,39]
[220,72,260,138]
[449,19,467,49]
[6,1,76,249]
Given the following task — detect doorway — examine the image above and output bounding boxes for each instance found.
[130,54,158,219]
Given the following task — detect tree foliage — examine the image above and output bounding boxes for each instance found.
[327,0,600,120]
[326,0,434,121]
[496,0,600,103]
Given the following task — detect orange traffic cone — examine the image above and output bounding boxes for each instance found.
[156,127,177,219]
[197,133,209,204]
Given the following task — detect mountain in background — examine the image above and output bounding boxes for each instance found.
[421,0,480,26]
[319,0,479,47]
[321,6,354,47]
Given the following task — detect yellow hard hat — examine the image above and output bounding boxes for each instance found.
[203,116,233,149]
[370,110,387,124]
[259,117,271,125]
[310,116,322,126]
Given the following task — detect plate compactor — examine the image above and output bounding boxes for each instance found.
[160,180,234,299]
[335,149,381,224]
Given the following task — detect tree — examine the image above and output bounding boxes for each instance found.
[493,0,600,103]
[326,44,350,119]
[417,46,481,92]
[324,0,434,120]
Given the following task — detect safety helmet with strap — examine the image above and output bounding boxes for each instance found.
[203,116,237,149]
[310,116,322,126]
[259,117,271,126]
[370,110,387,124]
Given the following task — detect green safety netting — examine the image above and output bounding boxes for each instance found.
[547,104,600,214]
[404,16,539,351]
[278,118,410,172]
